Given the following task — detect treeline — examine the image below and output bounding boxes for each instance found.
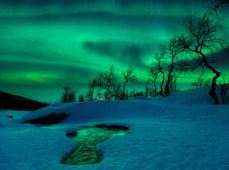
[145,0,229,104]
[62,0,228,104]
[86,66,136,101]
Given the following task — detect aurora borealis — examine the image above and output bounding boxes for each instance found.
[0,0,228,102]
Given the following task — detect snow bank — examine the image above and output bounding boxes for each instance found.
[22,100,163,125]
[22,88,225,125]
[0,110,29,127]
[1,88,229,170]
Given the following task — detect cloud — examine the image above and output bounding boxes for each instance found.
[210,48,229,69]
[83,41,154,68]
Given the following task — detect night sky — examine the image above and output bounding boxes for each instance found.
[0,0,228,102]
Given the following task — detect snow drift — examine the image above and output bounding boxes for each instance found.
[0,88,229,170]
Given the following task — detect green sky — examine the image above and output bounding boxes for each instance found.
[0,0,228,102]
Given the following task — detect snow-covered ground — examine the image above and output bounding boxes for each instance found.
[0,88,229,170]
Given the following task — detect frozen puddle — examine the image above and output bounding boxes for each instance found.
[62,124,129,165]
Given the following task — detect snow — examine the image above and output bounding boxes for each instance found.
[1,88,229,170]
[0,110,29,127]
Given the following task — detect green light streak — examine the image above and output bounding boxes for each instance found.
[0,1,228,102]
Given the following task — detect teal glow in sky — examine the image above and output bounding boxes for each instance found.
[0,0,228,102]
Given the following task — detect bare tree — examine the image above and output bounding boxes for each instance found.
[177,6,226,104]
[86,79,97,101]
[151,38,183,97]
[191,66,209,88]
[121,66,136,100]
[61,86,76,103]
[192,76,211,88]
[157,53,166,96]
[149,66,160,96]
[150,51,166,97]
[93,65,136,100]
[144,80,151,97]
[78,94,85,102]
[170,73,180,93]
[164,38,184,96]
[96,66,122,100]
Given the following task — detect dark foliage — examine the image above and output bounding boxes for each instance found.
[88,66,136,101]
[78,94,85,102]
[61,86,76,103]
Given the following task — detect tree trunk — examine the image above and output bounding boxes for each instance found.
[121,81,128,100]
[165,57,175,96]
[153,80,157,96]
[165,68,173,96]
[209,72,221,104]
[160,72,165,96]
[200,52,221,104]
[165,73,172,96]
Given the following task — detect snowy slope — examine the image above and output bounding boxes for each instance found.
[1,88,229,170]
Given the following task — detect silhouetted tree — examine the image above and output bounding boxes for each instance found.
[191,68,211,88]
[86,79,97,101]
[121,66,136,100]
[96,66,122,100]
[156,52,166,96]
[103,91,113,101]
[61,86,76,103]
[78,94,85,102]
[192,76,211,88]
[170,73,180,93]
[177,6,226,104]
[133,91,144,97]
[149,51,166,97]
[149,66,160,96]
[144,80,151,97]
[90,65,136,100]
[164,37,184,96]
[152,39,183,97]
